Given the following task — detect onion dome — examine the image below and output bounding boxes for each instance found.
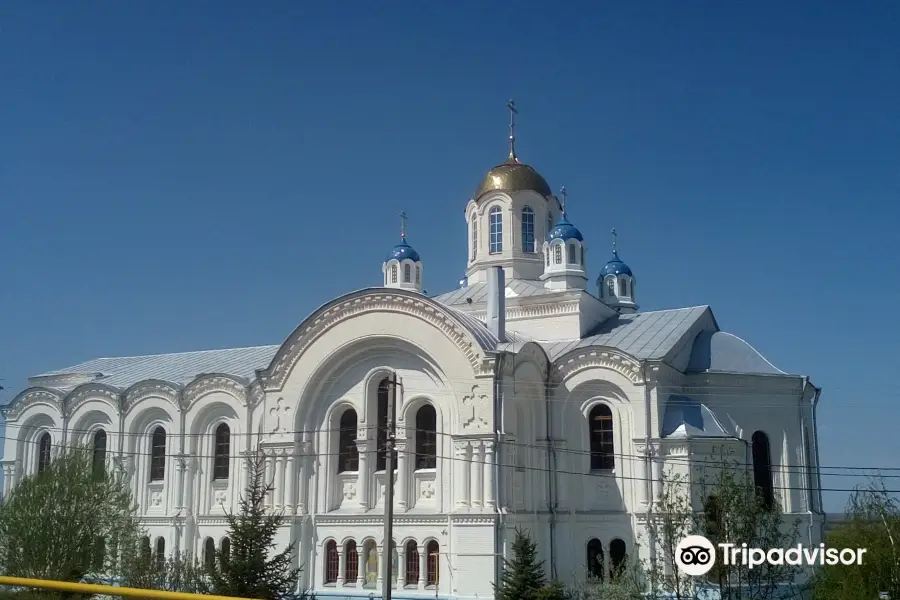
[386,238,420,263]
[547,214,584,243]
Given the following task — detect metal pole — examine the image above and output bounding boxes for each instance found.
[0,575,252,600]
[381,372,398,600]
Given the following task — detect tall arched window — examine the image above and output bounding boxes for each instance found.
[586,538,604,580]
[324,540,339,583]
[415,405,437,470]
[489,207,503,254]
[621,278,629,297]
[580,246,585,266]
[568,244,576,264]
[37,432,51,473]
[214,424,230,480]
[545,248,550,266]
[426,540,440,586]
[606,277,615,297]
[405,541,420,586]
[93,536,106,572]
[155,538,165,571]
[404,263,411,282]
[221,537,231,563]
[752,430,774,510]
[391,264,398,284]
[150,427,166,481]
[92,430,107,476]
[140,536,151,561]
[376,379,391,471]
[470,214,478,260]
[521,206,535,252]
[416,265,420,284]
[554,244,562,264]
[204,538,216,569]
[609,539,627,579]
[704,495,721,537]
[338,409,359,472]
[589,405,615,471]
[345,540,359,583]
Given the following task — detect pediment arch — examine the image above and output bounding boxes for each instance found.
[2,387,64,421]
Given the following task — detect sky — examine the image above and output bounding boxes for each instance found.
[1,1,898,514]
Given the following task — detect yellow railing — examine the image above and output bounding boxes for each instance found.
[0,575,257,600]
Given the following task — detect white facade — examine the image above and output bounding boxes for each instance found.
[0,147,824,600]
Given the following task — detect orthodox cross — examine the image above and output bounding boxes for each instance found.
[506,99,518,161]
[560,186,568,216]
[611,228,618,254]
[400,211,407,239]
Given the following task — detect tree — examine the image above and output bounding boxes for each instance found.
[120,549,208,594]
[494,527,566,600]
[0,446,144,584]
[812,478,900,600]
[205,452,303,600]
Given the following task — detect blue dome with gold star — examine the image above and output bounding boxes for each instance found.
[385,238,420,263]
[546,215,584,243]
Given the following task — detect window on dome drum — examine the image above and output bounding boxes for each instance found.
[405,541,420,585]
[213,423,230,480]
[607,278,615,297]
[589,404,615,471]
[426,540,440,586]
[415,404,437,470]
[545,248,549,266]
[470,215,477,260]
[150,427,166,481]
[338,409,359,472]
[92,429,107,476]
[155,538,165,571]
[521,206,535,252]
[37,432,51,473]
[391,264,397,284]
[568,244,576,264]
[752,430,775,510]
[416,265,420,284]
[404,263,411,282]
[376,379,391,471]
[620,278,629,296]
[580,246,585,265]
[221,537,231,563]
[609,539,626,579]
[554,244,562,264]
[489,206,503,254]
[204,537,215,569]
[345,540,359,582]
[324,540,339,583]
[586,538,604,580]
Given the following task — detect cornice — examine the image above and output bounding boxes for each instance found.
[553,348,643,385]
[259,290,489,391]
[684,372,804,395]
[314,513,449,526]
[1,387,64,420]
[469,300,581,322]
[182,375,249,410]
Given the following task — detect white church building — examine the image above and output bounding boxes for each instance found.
[1,107,824,599]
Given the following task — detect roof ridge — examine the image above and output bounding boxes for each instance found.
[87,344,280,362]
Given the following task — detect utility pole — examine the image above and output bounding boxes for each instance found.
[381,372,399,600]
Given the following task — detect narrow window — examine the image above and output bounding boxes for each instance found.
[325,540,339,583]
[93,536,106,572]
[404,263,411,282]
[415,405,437,470]
[204,538,216,569]
[704,495,721,538]
[609,539,626,580]
[416,265,420,284]
[621,278,629,296]
[92,430,107,476]
[391,264,397,284]
[568,244,576,264]
[470,214,477,260]
[589,405,615,470]
[607,278,615,297]
[405,541,420,586]
[426,541,440,586]
[338,409,359,472]
[155,538,165,571]
[364,541,378,587]
[804,428,817,511]
[37,432,51,473]
[376,379,391,471]
[580,246,585,265]
[586,538,604,580]
[390,542,398,586]
[545,248,549,266]
[150,427,166,481]
[345,540,359,583]
[221,537,230,563]
[521,206,535,253]
[554,244,562,264]
[489,207,503,254]
[752,430,775,510]
[213,423,230,480]
[140,536,151,561]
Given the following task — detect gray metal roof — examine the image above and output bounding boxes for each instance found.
[687,330,786,375]
[539,305,712,361]
[432,279,558,306]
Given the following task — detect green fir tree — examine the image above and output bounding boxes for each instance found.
[495,527,566,600]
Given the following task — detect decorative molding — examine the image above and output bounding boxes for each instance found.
[123,380,181,413]
[314,513,448,526]
[1,388,64,420]
[259,290,490,391]
[553,348,643,384]
[183,375,248,409]
[460,385,490,430]
[64,384,122,417]
[467,300,581,322]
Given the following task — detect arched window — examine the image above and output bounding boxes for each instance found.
[92,430,107,476]
[155,537,165,571]
[364,540,378,587]
[470,214,478,260]
[345,540,359,583]
[404,263,411,282]
[93,536,106,572]
[390,541,398,586]
[606,277,615,297]
[521,206,535,252]
[37,432,51,473]
[554,244,562,264]
[426,540,440,586]
[213,423,230,480]
[621,278,629,297]
[338,409,359,472]
[376,379,391,471]
[415,405,437,470]
[609,539,627,579]
[140,536,151,561]
[221,537,231,563]
[150,427,166,481]
[489,206,503,254]
[416,265,421,284]
[589,405,615,471]
[580,246,585,266]
[568,244,576,264]
[704,495,721,537]
[391,264,398,284]
[405,541,420,586]
[752,430,775,510]
[204,537,216,569]
[586,538,604,580]
[324,540,339,584]
[545,248,549,266]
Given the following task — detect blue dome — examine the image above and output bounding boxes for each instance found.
[385,238,421,263]
[598,250,633,278]
[546,214,584,243]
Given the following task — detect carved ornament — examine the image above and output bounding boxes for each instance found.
[183,375,248,409]
[1,388,64,420]
[123,380,181,413]
[553,348,643,384]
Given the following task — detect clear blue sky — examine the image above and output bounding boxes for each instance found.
[1,1,898,513]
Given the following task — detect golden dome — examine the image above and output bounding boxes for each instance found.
[474,156,552,200]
